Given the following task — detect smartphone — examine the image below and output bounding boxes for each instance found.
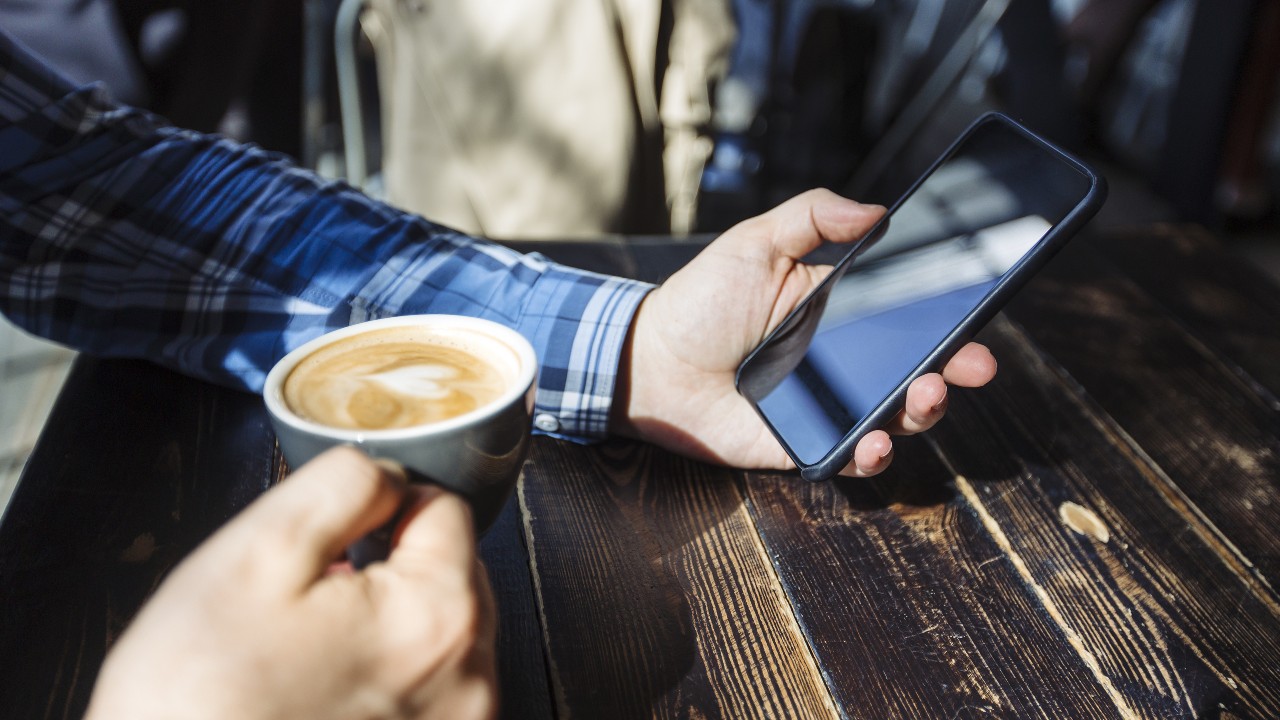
[735,112,1107,481]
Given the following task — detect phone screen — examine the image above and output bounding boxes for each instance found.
[737,115,1102,473]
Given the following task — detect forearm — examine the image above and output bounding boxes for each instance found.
[0,30,651,439]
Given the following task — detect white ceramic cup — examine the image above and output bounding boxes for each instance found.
[263,315,538,562]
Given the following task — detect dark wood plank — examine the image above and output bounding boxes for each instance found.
[723,226,1280,716]
[625,235,712,284]
[518,436,837,718]
[929,314,1280,719]
[1088,224,1280,400]
[503,236,710,285]
[0,358,280,718]
[0,357,552,719]
[741,441,1124,720]
[502,237,640,279]
[479,492,554,720]
[1005,238,1280,587]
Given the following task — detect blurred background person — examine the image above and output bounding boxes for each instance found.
[354,0,736,239]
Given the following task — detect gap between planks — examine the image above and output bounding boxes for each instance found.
[516,472,573,718]
[732,470,844,720]
[954,474,1140,720]
[999,314,1280,611]
[944,314,1280,714]
[516,461,844,719]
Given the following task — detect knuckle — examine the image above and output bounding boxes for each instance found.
[322,447,387,502]
[387,569,485,656]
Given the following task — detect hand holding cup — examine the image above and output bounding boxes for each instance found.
[264,315,538,561]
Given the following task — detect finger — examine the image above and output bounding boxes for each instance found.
[889,373,950,436]
[440,562,500,717]
[387,484,477,576]
[228,446,407,590]
[766,189,886,259]
[887,344,998,436]
[941,342,998,387]
[839,430,895,477]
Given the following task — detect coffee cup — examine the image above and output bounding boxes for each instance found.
[263,315,537,562]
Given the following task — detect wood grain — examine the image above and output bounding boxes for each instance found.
[0,358,553,719]
[930,313,1280,719]
[1005,238,1280,588]
[479,492,555,720]
[7,228,1280,719]
[0,358,281,718]
[742,441,1123,720]
[1089,224,1280,399]
[503,238,640,279]
[503,236,710,286]
[518,436,836,719]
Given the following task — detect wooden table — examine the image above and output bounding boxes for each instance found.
[2,225,1279,719]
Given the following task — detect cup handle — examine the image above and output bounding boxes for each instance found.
[345,467,450,568]
[346,502,407,569]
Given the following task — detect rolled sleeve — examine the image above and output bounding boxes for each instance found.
[0,27,655,443]
[514,267,652,439]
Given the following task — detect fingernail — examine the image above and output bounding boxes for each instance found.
[858,446,892,476]
[932,390,949,413]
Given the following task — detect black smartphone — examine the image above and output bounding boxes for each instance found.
[735,112,1107,481]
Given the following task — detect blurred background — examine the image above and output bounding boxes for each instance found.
[4,0,1277,235]
[2,0,1279,506]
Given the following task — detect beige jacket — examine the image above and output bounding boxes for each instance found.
[364,0,735,238]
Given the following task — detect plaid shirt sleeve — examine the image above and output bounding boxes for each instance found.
[0,30,653,440]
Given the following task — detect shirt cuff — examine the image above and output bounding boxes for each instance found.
[515,263,653,441]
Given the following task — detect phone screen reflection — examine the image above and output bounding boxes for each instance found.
[744,121,1093,466]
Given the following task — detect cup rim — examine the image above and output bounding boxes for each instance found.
[263,314,538,441]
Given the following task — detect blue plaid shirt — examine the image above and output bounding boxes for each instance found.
[0,31,652,440]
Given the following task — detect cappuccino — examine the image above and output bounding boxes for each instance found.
[265,314,538,547]
[283,327,512,430]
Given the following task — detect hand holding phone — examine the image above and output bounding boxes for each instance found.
[736,113,1106,481]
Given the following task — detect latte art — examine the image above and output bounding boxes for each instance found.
[283,328,510,430]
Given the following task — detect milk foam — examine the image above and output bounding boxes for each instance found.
[282,326,515,430]
[363,364,459,399]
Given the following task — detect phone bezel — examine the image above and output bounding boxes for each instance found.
[734,112,1107,481]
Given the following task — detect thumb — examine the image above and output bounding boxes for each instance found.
[221,446,407,591]
[764,188,885,259]
[387,484,476,577]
